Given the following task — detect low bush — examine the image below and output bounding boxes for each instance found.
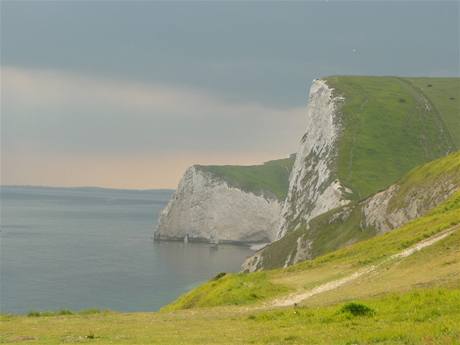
[340,302,375,316]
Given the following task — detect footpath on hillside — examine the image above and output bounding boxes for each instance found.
[267,226,458,308]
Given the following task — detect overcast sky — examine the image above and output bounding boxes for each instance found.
[1,1,459,189]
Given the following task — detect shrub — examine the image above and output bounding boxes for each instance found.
[340,302,375,316]
[27,311,41,317]
[212,272,226,281]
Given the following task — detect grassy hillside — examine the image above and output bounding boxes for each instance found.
[325,76,459,200]
[196,154,295,200]
[165,189,460,311]
[3,191,459,344]
[406,77,460,147]
[256,151,460,270]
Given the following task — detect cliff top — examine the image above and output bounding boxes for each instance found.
[195,155,295,200]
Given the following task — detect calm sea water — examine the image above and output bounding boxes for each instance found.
[0,186,252,314]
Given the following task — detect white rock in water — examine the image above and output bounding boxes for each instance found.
[277,79,350,239]
[154,166,281,244]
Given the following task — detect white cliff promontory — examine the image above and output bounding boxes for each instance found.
[154,166,282,244]
[277,79,350,239]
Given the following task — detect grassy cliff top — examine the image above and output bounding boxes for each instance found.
[325,76,459,201]
[195,155,295,200]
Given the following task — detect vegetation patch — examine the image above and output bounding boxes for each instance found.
[340,302,375,316]
[212,272,227,281]
[26,309,104,317]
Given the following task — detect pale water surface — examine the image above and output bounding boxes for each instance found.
[0,186,252,314]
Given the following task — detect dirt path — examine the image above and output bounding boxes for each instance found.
[269,226,458,308]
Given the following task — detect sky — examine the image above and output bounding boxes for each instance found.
[1,1,459,189]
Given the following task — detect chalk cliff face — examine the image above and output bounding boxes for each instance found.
[154,166,282,244]
[277,79,350,239]
[243,79,351,272]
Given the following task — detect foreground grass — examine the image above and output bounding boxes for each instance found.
[2,288,459,344]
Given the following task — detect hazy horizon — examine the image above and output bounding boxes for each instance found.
[2,1,459,189]
[0,184,175,191]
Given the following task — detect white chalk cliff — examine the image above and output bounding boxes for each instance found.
[243,79,352,271]
[154,166,281,243]
[277,79,350,239]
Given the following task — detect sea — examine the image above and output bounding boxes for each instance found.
[0,186,253,314]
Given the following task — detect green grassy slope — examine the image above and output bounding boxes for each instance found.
[162,272,289,312]
[325,76,459,200]
[196,155,295,200]
[258,151,460,270]
[3,193,459,344]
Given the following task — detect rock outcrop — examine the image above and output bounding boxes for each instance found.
[154,166,282,244]
[363,170,460,233]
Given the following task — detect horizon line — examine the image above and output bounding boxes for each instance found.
[0,184,176,192]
